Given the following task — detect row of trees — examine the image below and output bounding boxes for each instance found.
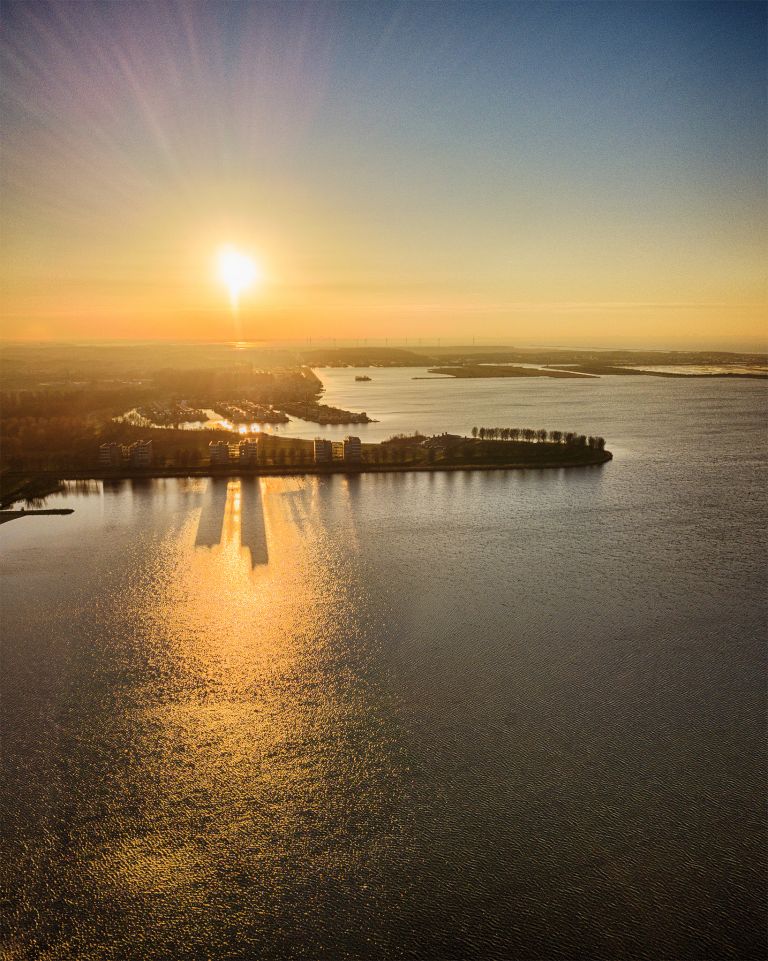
[1,414,102,471]
[471,426,605,450]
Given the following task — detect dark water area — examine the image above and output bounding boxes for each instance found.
[1,375,766,960]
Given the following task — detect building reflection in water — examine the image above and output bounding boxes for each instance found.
[194,477,229,548]
[239,478,268,566]
[194,477,268,567]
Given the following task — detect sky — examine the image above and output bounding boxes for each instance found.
[1,0,766,348]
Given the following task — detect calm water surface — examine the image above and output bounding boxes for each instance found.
[2,374,766,960]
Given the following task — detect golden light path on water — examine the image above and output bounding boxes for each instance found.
[80,477,400,956]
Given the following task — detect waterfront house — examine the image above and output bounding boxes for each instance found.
[422,433,463,450]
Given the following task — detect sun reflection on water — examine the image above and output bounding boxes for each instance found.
[78,476,406,954]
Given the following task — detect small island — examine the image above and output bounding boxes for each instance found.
[279,401,375,424]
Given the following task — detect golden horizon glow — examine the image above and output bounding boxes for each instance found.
[2,3,765,349]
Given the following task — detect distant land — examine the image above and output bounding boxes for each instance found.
[304,347,768,377]
[1,342,766,388]
[298,346,767,375]
[1,340,764,508]
[426,365,596,379]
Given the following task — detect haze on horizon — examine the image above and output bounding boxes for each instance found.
[1,1,765,350]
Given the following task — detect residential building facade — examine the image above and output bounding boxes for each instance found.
[238,439,259,464]
[127,440,153,467]
[343,436,362,462]
[98,442,124,467]
[313,439,333,463]
[209,441,231,466]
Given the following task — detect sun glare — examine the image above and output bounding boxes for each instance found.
[217,245,262,311]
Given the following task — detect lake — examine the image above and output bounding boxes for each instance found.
[2,373,766,960]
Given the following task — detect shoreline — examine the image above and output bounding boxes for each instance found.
[1,450,612,506]
[0,476,65,510]
[0,508,74,525]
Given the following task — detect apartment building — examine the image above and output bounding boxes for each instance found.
[209,441,231,466]
[127,440,153,467]
[238,439,259,464]
[313,439,333,464]
[98,442,124,467]
[343,436,362,463]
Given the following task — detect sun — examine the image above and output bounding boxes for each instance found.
[216,245,262,311]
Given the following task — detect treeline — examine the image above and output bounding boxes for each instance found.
[1,386,151,418]
[153,367,322,403]
[1,415,102,470]
[471,426,606,450]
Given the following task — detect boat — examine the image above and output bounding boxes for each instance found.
[355,375,372,382]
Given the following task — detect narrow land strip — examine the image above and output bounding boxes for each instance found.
[0,449,612,511]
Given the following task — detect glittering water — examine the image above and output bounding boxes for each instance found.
[2,375,766,960]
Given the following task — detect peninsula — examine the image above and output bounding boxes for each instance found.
[0,508,74,525]
[1,429,611,508]
[427,365,596,379]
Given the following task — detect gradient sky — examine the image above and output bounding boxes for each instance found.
[2,0,766,347]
